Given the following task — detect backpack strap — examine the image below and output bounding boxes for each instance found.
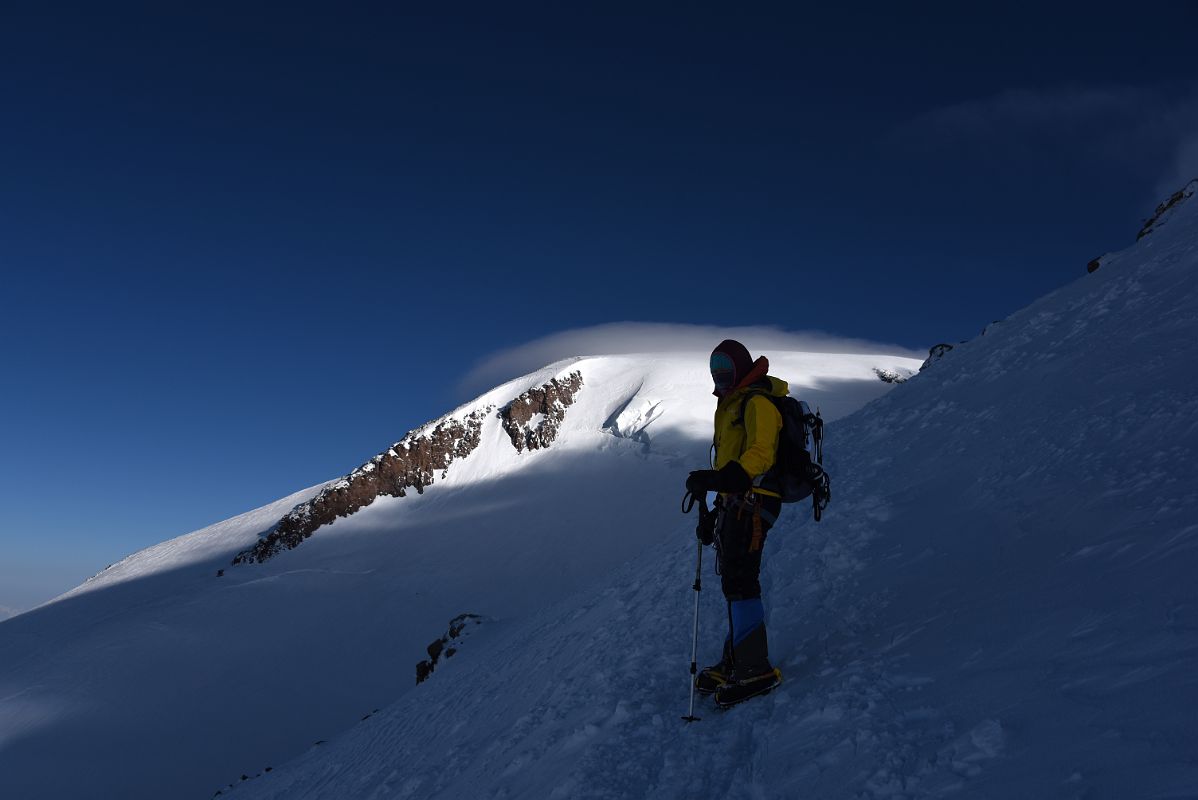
[732,389,771,428]
[713,389,767,456]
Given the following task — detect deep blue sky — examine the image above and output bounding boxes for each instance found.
[2,3,1196,612]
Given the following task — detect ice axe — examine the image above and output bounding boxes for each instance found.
[680,490,711,723]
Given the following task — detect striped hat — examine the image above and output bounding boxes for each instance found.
[710,339,753,396]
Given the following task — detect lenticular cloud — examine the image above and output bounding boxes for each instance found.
[458,322,923,396]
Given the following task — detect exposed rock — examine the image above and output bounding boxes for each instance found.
[230,372,584,567]
[873,367,910,384]
[919,343,954,372]
[233,407,492,565]
[416,613,484,684]
[499,371,584,453]
[1137,179,1197,241]
[447,615,476,638]
[1087,256,1102,274]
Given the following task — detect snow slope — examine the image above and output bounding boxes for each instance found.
[215,183,1197,799]
[0,340,917,798]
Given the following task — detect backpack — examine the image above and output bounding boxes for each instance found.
[734,391,831,521]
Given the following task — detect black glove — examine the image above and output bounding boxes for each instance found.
[685,470,716,495]
[695,503,716,545]
[686,461,752,495]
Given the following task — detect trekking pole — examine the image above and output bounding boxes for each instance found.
[682,538,703,723]
[812,407,825,464]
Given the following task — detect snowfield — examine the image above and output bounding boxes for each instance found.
[2,181,1196,799]
[0,343,915,798]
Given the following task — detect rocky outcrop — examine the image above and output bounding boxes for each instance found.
[919,343,954,372]
[499,371,584,453]
[416,613,484,684]
[873,367,911,384]
[1087,255,1103,274]
[233,408,491,565]
[232,372,586,566]
[1137,179,1197,241]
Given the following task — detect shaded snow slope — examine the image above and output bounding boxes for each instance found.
[225,191,1198,799]
[0,346,916,800]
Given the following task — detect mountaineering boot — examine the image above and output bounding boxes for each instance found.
[715,599,779,706]
[695,662,730,695]
[694,638,733,695]
[714,665,783,707]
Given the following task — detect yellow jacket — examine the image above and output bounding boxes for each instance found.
[713,376,789,497]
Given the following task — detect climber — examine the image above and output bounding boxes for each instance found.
[685,339,787,707]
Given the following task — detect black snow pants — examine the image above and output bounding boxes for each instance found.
[715,493,782,673]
